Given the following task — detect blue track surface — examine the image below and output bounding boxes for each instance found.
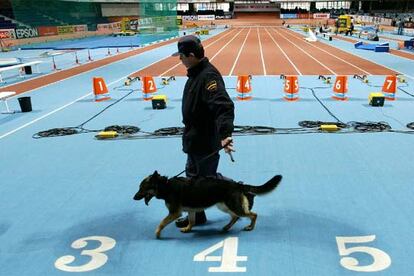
[1,28,414,276]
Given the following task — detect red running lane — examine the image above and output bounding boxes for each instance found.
[171,30,246,75]
[260,27,299,75]
[232,27,265,76]
[0,38,181,95]
[268,28,331,75]
[131,31,238,77]
[208,28,250,76]
[282,28,397,75]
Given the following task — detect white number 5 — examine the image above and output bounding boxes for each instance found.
[55,236,116,272]
[336,235,391,272]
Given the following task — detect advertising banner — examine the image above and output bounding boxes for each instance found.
[97,23,110,31]
[182,15,198,21]
[73,25,88,32]
[313,13,330,19]
[57,26,75,35]
[0,29,16,39]
[37,26,58,36]
[280,14,297,19]
[197,15,215,21]
[298,13,311,19]
[15,28,39,39]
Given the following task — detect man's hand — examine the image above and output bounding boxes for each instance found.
[221,137,235,154]
[221,137,235,162]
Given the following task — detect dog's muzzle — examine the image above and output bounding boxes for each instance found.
[133,192,154,206]
[133,192,144,201]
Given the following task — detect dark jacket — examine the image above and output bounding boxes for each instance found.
[182,58,234,154]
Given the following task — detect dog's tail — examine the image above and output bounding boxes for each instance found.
[243,175,282,195]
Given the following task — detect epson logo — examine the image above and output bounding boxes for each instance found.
[16,28,39,39]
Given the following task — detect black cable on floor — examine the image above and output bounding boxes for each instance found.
[33,87,138,138]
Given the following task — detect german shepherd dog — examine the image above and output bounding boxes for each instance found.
[133,171,282,239]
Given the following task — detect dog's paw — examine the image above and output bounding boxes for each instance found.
[155,229,162,239]
[180,226,192,233]
[243,225,254,231]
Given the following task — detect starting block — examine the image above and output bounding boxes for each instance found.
[320,33,333,41]
[152,95,167,109]
[161,76,176,85]
[369,92,385,107]
[353,75,369,83]
[318,75,331,84]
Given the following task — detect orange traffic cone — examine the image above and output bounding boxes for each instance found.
[93,77,111,102]
[283,75,299,101]
[332,75,348,101]
[382,75,397,100]
[142,76,157,101]
[236,75,252,101]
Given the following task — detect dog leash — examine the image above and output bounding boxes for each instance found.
[173,139,234,178]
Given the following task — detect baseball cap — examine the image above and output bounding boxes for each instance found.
[172,35,203,57]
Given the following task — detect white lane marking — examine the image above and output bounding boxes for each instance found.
[229,28,251,76]
[257,27,266,75]
[0,60,161,139]
[272,27,337,75]
[210,29,244,62]
[264,27,302,75]
[0,93,91,139]
[160,29,237,77]
[280,28,373,75]
[2,41,177,98]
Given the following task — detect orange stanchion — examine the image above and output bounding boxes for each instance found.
[382,75,397,100]
[141,76,157,101]
[283,75,299,101]
[236,75,252,101]
[332,75,348,101]
[93,77,111,102]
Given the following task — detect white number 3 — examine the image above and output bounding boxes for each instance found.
[336,235,391,272]
[55,236,116,272]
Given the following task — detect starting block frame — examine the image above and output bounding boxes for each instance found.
[0,91,16,114]
[0,61,42,83]
[320,33,333,41]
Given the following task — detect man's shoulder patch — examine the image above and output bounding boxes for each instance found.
[206,80,218,92]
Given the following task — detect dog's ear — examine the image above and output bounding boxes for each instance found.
[152,170,160,177]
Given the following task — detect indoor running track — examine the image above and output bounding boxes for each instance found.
[1,26,414,276]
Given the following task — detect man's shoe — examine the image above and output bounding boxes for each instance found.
[175,211,207,228]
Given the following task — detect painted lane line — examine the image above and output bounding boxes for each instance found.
[160,29,238,77]
[1,40,178,97]
[229,28,251,76]
[0,55,175,140]
[0,93,92,139]
[280,28,373,75]
[257,27,267,76]
[272,28,337,75]
[332,36,414,79]
[264,28,302,75]
[210,29,245,62]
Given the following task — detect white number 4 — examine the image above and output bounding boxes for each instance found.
[336,235,391,272]
[194,237,247,272]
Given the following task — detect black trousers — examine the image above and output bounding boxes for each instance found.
[185,152,234,181]
[185,152,220,178]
